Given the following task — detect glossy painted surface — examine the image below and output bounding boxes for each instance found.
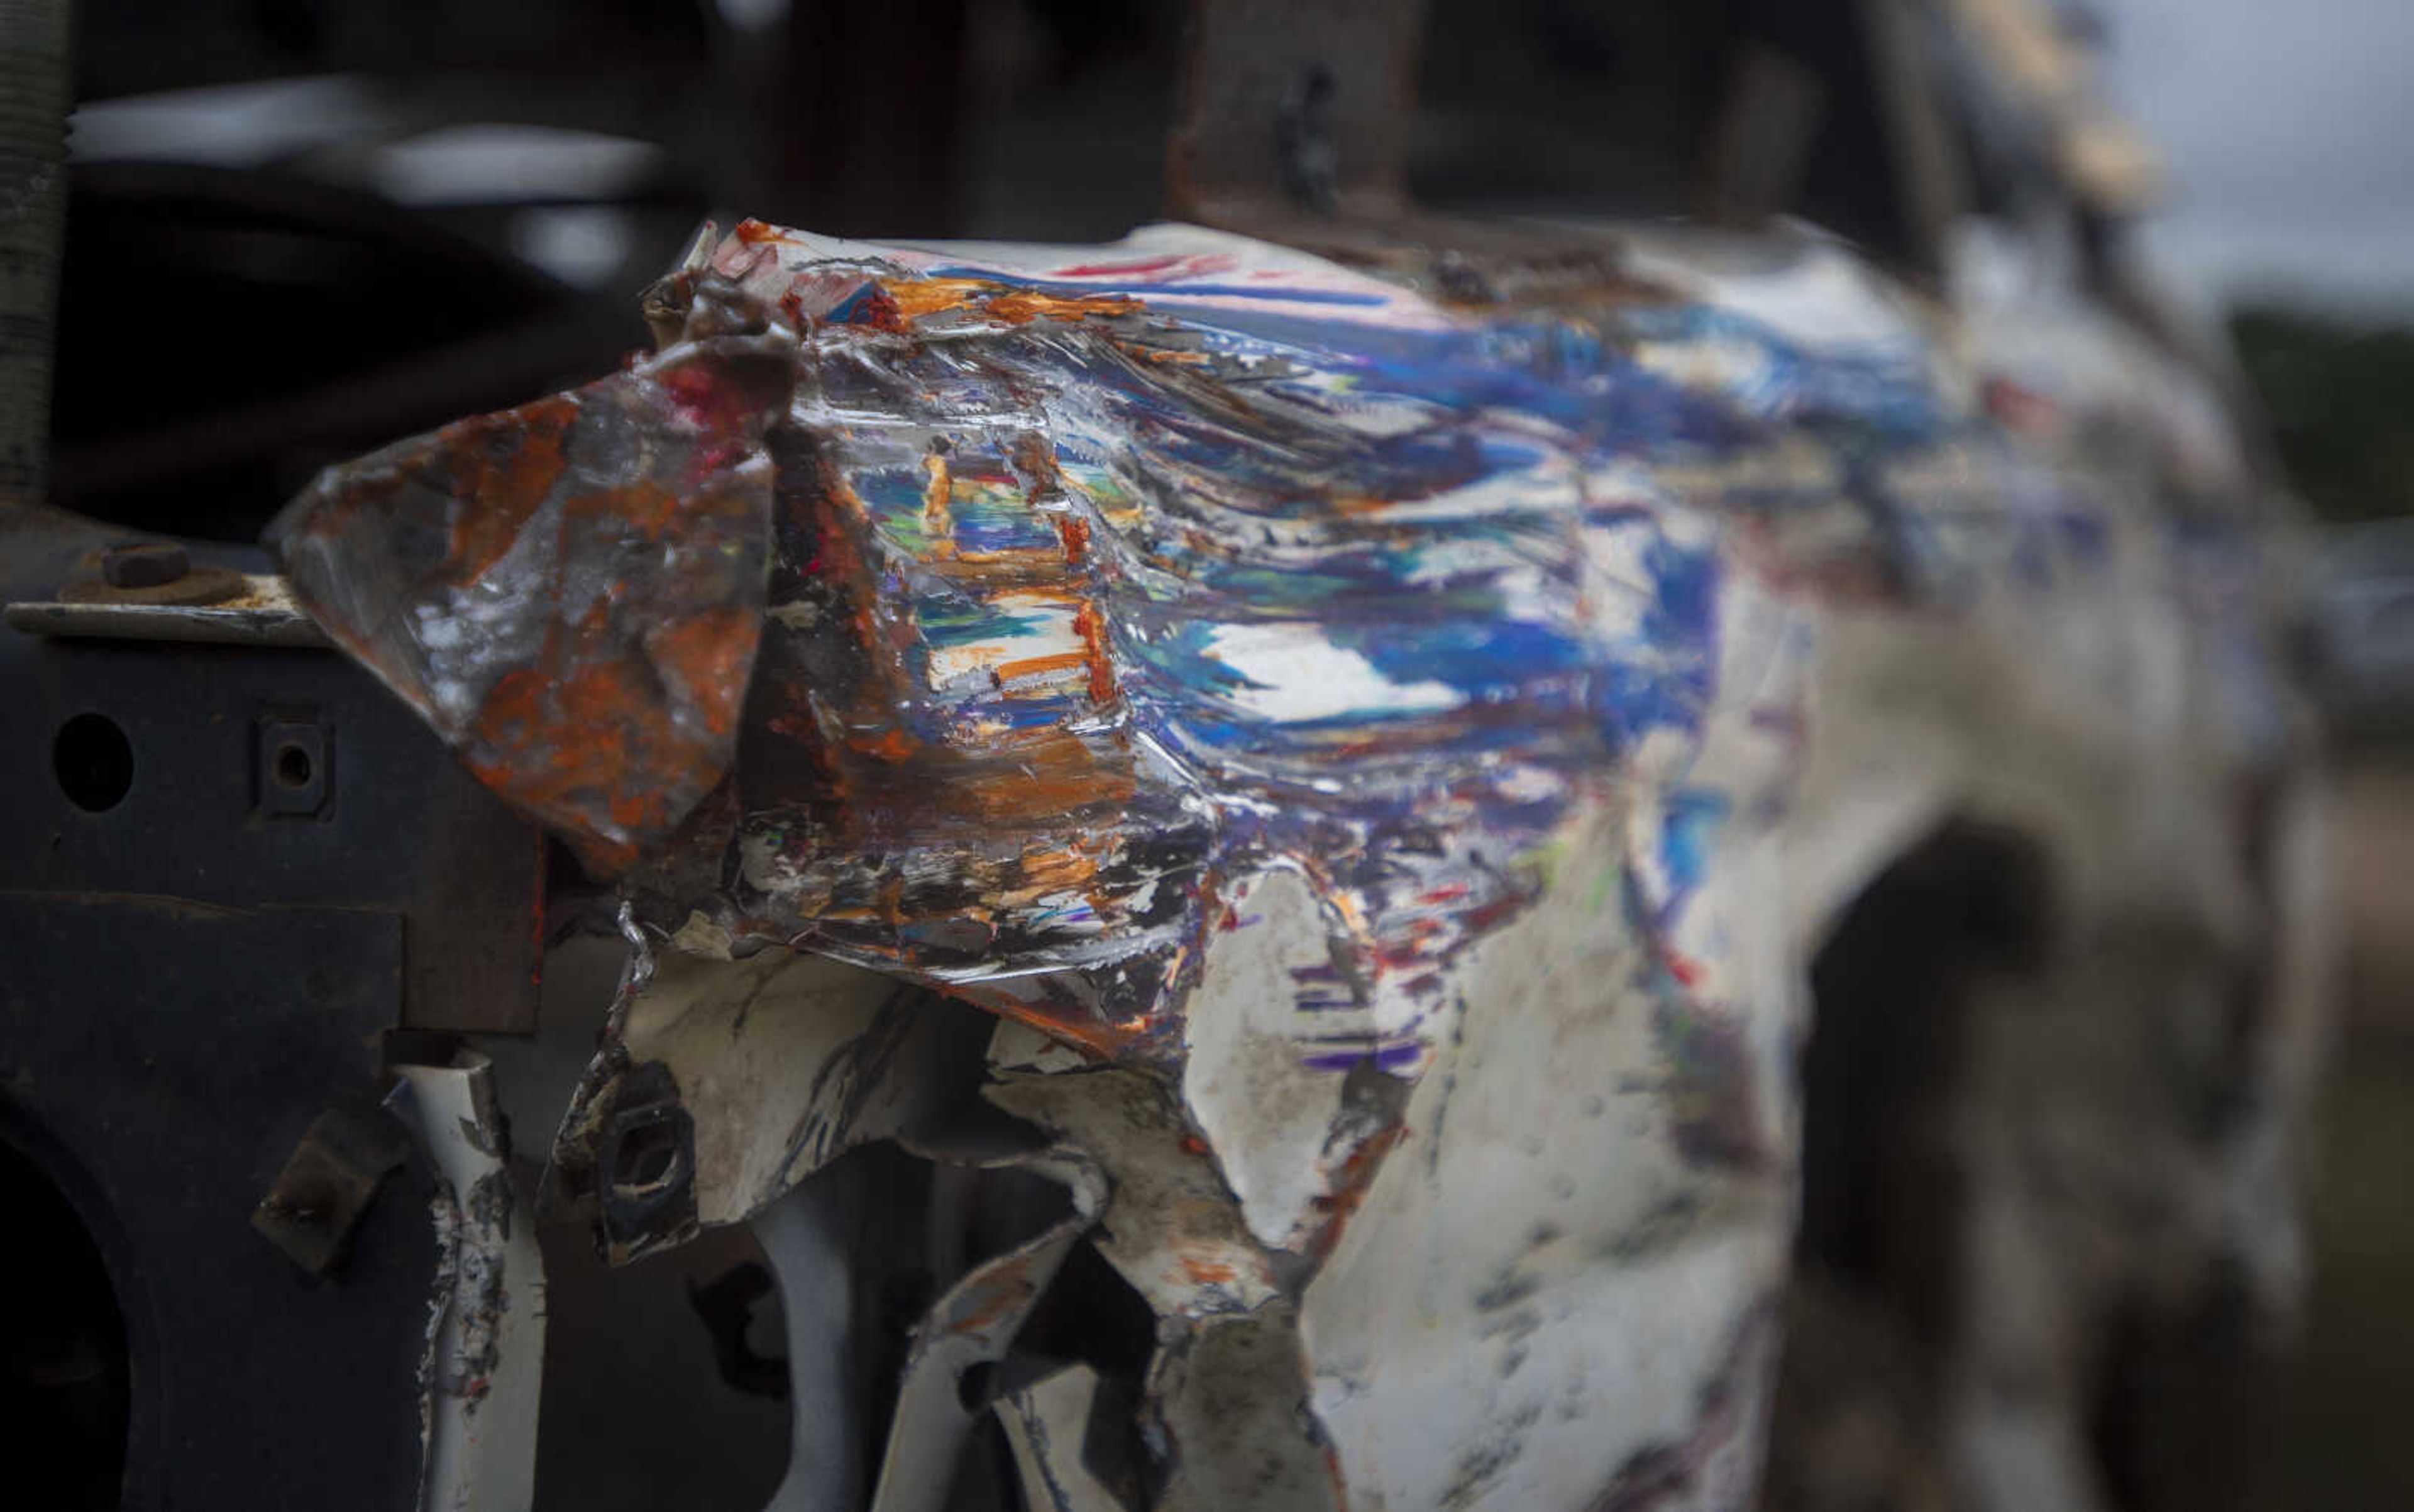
[275,216,2296,1511]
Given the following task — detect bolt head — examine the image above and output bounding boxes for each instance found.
[101,541,190,588]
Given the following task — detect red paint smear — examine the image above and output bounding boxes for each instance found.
[1050,253,1190,278]
[1983,375,2061,435]
[1307,1124,1406,1264]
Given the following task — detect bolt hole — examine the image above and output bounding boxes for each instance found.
[53,714,133,813]
[956,1360,998,1413]
[615,1122,681,1192]
[273,742,315,790]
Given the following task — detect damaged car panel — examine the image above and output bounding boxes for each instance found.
[255,197,2315,1512]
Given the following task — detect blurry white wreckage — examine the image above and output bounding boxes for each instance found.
[246,205,2324,1512]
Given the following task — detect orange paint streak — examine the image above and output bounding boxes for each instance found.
[948,545,1072,571]
[874,277,1144,328]
[990,650,1089,683]
[981,287,1143,324]
[933,730,1135,825]
[850,728,918,763]
[1055,513,1091,565]
[947,986,1135,1059]
[879,277,997,321]
[1178,1255,1238,1285]
[1017,846,1100,893]
[920,451,954,547]
[1074,601,1115,704]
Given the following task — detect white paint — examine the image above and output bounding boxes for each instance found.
[1201,621,1464,722]
[402,1052,545,1512]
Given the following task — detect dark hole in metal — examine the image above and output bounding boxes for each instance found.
[273,742,315,791]
[53,713,133,813]
[955,1360,997,1414]
[0,1130,131,1508]
[616,1122,681,1192]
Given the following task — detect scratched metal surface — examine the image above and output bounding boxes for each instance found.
[274,216,2298,1510]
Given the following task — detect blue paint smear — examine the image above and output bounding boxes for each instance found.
[1656,789,1732,929]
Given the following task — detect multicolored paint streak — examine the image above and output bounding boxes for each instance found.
[277,219,2044,1066]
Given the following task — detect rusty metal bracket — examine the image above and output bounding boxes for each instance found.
[251,1093,416,1275]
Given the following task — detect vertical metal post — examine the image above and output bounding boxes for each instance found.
[0,0,72,508]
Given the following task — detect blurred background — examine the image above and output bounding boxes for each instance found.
[14,0,2411,1506]
[2102,6,2414,1508]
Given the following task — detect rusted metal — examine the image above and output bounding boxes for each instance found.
[4,570,333,645]
[272,285,795,876]
[251,1094,414,1276]
[99,540,189,588]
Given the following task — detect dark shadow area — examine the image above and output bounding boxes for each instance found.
[0,1128,131,1511]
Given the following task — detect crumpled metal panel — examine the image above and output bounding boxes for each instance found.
[272,292,793,873]
[275,215,2308,1511]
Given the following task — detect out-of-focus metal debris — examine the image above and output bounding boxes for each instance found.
[867,1205,1088,1512]
[754,1171,869,1512]
[252,1093,415,1275]
[1169,0,1426,224]
[995,1365,1137,1512]
[398,1049,545,1512]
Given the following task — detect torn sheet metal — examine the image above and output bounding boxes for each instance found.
[278,213,2305,1511]
[868,1215,1088,1512]
[1149,1302,1345,1512]
[399,1051,546,1512]
[863,1117,1106,1512]
[994,1365,1135,1512]
[546,918,999,1263]
[981,1046,1279,1320]
[273,293,793,874]
[553,940,915,1229]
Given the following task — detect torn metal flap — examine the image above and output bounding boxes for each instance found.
[270,302,794,875]
[982,1055,1277,1321]
[995,1364,1139,1512]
